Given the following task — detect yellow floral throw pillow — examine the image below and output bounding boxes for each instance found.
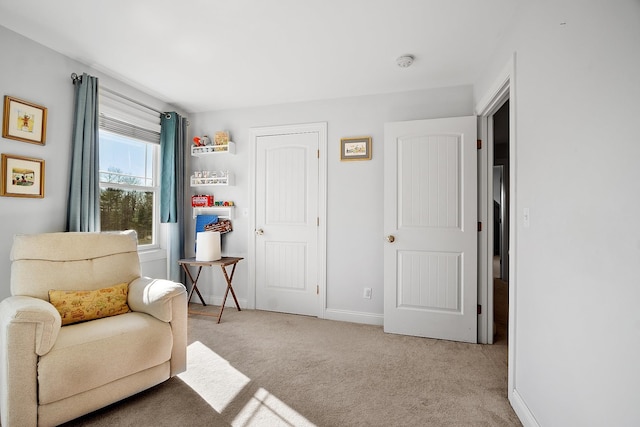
[49,283,130,326]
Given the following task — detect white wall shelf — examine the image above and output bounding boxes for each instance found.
[191,142,236,156]
[190,173,234,186]
[192,206,235,219]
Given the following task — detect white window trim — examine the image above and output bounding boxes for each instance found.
[97,87,169,273]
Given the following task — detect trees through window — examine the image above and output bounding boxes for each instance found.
[99,130,158,246]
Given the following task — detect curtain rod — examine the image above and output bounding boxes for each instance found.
[70,72,174,120]
[100,86,169,118]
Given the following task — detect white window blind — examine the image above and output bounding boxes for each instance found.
[98,87,162,144]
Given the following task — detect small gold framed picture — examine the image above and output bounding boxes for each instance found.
[1,153,45,198]
[340,136,371,161]
[2,96,48,145]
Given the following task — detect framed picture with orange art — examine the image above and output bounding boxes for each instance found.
[2,96,48,145]
[0,153,45,198]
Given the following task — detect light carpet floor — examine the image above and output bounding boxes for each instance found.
[62,305,521,426]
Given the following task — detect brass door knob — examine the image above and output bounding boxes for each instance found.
[386,235,395,243]
[255,229,264,235]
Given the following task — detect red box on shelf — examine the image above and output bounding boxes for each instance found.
[191,195,214,207]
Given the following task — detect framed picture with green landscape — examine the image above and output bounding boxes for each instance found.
[0,153,45,198]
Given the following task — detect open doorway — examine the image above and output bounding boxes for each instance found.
[492,100,510,345]
[476,54,516,404]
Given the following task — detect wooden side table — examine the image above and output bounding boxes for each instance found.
[177,257,243,323]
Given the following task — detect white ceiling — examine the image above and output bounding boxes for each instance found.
[0,0,519,113]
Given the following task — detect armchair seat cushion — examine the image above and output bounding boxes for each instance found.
[37,312,172,405]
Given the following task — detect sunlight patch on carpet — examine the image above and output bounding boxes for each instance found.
[232,387,316,427]
[178,341,250,412]
[178,341,315,426]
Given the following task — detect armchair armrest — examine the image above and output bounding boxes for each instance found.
[0,296,61,426]
[0,296,61,356]
[128,277,186,322]
[128,277,187,376]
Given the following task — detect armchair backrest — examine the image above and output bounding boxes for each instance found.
[10,232,141,300]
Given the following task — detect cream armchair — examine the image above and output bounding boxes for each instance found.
[0,232,187,427]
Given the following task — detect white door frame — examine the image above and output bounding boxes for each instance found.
[248,122,328,318]
[476,53,535,426]
[476,56,514,346]
[477,85,509,345]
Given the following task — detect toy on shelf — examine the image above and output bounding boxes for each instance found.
[204,218,233,234]
[191,170,233,186]
[214,131,230,151]
[191,195,214,207]
[191,141,235,155]
[192,135,211,147]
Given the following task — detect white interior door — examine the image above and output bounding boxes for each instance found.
[384,116,478,343]
[255,131,319,316]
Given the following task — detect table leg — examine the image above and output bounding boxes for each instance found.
[180,264,207,306]
[217,262,241,323]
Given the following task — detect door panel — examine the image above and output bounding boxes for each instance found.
[265,146,307,224]
[255,132,319,316]
[265,241,307,290]
[384,116,477,343]
[398,251,461,312]
[400,135,461,229]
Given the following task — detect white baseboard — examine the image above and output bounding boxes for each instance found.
[191,298,383,327]
[191,300,383,327]
[324,308,384,326]
[510,389,540,427]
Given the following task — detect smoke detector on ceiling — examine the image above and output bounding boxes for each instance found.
[396,55,415,68]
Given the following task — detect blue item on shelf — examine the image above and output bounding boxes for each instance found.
[195,214,219,250]
[196,214,219,233]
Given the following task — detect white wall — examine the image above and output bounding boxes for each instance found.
[0,23,474,322]
[188,86,474,322]
[475,1,640,425]
[6,2,637,423]
[0,26,180,298]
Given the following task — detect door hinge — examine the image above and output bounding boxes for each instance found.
[317,285,319,295]
[317,217,320,226]
[317,149,320,159]
[477,139,482,149]
[477,221,482,232]
[477,304,482,315]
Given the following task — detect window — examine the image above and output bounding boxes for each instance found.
[99,131,158,246]
[98,88,162,247]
